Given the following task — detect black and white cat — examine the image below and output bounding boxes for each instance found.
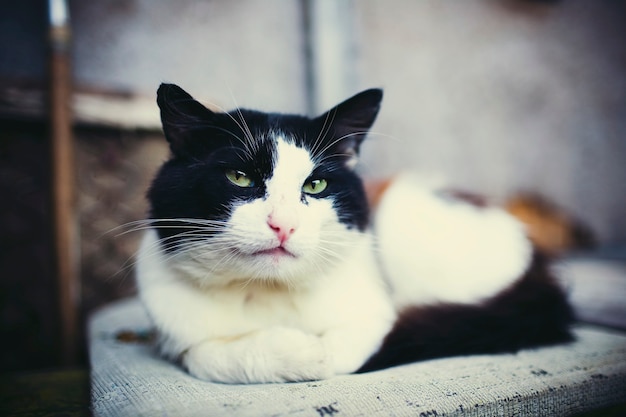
[135,83,573,384]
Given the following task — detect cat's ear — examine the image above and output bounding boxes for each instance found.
[315,88,383,168]
[157,83,216,157]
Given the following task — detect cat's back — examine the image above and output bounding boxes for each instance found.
[373,173,532,308]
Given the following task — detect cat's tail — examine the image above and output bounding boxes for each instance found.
[504,192,595,256]
[357,251,574,373]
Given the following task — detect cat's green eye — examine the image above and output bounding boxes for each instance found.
[302,178,328,195]
[225,169,255,188]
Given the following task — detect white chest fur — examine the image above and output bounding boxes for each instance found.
[136,228,395,383]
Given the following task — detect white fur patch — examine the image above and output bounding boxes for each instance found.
[375,173,532,308]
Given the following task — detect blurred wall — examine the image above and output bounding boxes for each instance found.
[69,0,626,244]
[353,0,626,245]
[71,0,309,113]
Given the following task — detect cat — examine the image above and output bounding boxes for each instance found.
[134,83,573,384]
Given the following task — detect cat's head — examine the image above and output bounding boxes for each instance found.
[147,83,382,287]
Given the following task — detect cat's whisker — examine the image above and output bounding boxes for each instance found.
[223,84,259,154]
[314,246,344,262]
[124,233,230,273]
[198,248,239,272]
[239,111,259,156]
[313,131,367,162]
[310,107,337,159]
[114,226,222,239]
[110,218,230,237]
[218,104,257,158]
[316,241,354,252]
[173,95,257,161]
[359,130,403,144]
[312,152,358,167]
[208,126,253,157]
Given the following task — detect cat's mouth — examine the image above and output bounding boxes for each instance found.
[252,246,296,258]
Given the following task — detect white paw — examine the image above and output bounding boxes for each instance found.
[256,327,333,383]
[182,327,333,384]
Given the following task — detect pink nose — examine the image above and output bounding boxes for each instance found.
[267,215,297,244]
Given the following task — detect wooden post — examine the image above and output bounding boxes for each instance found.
[49,0,79,366]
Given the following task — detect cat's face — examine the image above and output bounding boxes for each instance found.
[147,84,382,287]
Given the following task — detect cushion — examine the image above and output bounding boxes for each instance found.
[89,296,626,416]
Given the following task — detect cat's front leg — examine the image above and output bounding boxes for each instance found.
[183,327,333,384]
[320,322,392,375]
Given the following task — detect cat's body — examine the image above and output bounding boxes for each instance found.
[135,84,573,384]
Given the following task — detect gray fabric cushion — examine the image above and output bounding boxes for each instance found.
[89,297,626,416]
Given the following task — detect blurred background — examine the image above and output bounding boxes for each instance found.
[0,0,624,373]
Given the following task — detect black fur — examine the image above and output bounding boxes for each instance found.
[358,251,574,372]
[148,84,382,248]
